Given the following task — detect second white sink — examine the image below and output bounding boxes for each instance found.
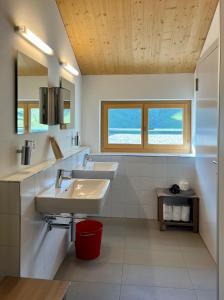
[35,178,110,214]
[72,161,119,179]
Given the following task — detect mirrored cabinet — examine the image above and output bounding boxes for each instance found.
[60,77,75,129]
[16,51,48,134]
[15,51,75,134]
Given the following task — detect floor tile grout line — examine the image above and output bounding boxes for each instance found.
[119,263,124,300]
[62,259,217,272]
[179,247,188,269]
[65,280,214,299]
[65,279,202,291]
[64,278,217,291]
[185,265,199,296]
[119,282,205,292]
[118,226,126,300]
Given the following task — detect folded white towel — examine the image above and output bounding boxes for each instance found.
[179,180,190,191]
[172,206,181,221]
[181,206,190,222]
[163,204,173,221]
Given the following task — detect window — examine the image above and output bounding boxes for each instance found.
[28,102,48,133]
[17,102,27,134]
[18,101,48,134]
[63,101,71,124]
[101,101,191,153]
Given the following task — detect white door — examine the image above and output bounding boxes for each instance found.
[195,45,219,262]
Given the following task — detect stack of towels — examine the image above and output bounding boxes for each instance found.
[163,204,190,222]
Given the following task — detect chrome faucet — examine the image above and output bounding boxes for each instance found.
[82,154,91,167]
[55,169,72,188]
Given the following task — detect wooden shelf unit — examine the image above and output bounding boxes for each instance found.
[156,188,199,233]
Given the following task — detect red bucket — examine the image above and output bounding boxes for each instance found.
[75,220,103,260]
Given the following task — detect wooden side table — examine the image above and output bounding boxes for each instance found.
[156,188,199,232]
[0,277,70,300]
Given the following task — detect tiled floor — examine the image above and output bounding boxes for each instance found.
[55,218,217,300]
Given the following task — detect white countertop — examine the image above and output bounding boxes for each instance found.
[91,152,195,157]
[0,147,89,183]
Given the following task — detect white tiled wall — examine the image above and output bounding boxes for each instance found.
[0,149,196,278]
[0,182,20,276]
[91,155,195,219]
[0,148,89,279]
[20,149,88,279]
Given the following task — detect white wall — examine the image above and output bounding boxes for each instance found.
[219,0,224,298]
[0,148,89,278]
[81,74,195,219]
[200,3,220,57]
[194,0,220,269]
[82,74,194,153]
[0,0,82,177]
[91,155,195,220]
[20,149,89,279]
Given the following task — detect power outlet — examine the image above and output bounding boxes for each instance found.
[71,135,76,146]
[32,141,36,150]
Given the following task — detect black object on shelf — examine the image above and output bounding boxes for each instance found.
[169,184,181,194]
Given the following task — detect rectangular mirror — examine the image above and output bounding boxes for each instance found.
[60,77,75,129]
[16,51,48,134]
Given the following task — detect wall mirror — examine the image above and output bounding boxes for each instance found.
[60,77,75,129]
[16,51,48,134]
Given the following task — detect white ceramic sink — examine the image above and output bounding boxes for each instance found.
[72,162,119,180]
[35,178,110,214]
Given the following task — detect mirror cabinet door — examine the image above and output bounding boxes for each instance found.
[60,77,75,129]
[16,51,48,134]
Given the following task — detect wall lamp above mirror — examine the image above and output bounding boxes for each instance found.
[60,62,79,76]
[15,26,54,56]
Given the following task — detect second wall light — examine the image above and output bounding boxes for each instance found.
[60,62,79,76]
[15,25,79,76]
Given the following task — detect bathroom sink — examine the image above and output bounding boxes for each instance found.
[35,178,110,214]
[72,162,119,180]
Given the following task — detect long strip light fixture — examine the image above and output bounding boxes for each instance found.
[15,26,54,56]
[16,25,79,76]
[60,62,79,76]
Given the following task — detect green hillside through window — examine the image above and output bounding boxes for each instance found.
[108,108,183,129]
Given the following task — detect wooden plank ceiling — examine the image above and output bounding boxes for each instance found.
[56,0,218,75]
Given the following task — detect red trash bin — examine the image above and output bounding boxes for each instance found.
[75,220,103,260]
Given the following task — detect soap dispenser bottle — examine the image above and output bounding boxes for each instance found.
[74,132,79,147]
[17,140,33,165]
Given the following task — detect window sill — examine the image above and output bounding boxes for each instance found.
[91,152,195,158]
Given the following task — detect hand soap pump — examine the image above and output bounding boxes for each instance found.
[74,132,80,147]
[17,140,33,165]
